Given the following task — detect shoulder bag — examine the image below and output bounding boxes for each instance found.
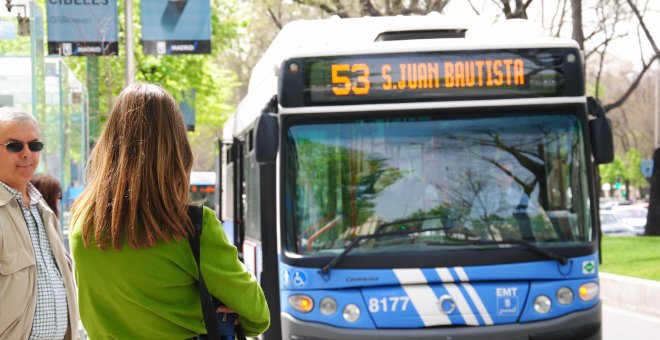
[187,205,246,340]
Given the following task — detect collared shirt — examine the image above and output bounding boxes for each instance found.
[0,181,68,339]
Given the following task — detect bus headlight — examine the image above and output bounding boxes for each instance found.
[556,287,574,305]
[533,295,552,314]
[319,297,337,315]
[289,295,314,313]
[342,304,360,322]
[578,282,599,301]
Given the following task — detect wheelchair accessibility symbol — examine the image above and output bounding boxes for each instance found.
[291,270,307,287]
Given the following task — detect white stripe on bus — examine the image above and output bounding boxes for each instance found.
[392,268,427,284]
[436,269,479,325]
[393,269,451,326]
[436,267,455,282]
[454,267,494,325]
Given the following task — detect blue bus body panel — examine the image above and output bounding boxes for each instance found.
[280,254,599,329]
[281,289,377,329]
[280,255,598,289]
[520,278,599,322]
[361,281,528,327]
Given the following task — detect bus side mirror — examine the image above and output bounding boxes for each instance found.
[255,113,279,164]
[587,97,614,164]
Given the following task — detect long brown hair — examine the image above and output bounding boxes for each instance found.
[31,173,62,217]
[72,83,194,250]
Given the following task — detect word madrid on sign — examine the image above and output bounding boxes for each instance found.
[141,0,211,55]
[46,0,118,56]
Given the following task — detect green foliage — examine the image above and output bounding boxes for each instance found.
[1,0,244,171]
[133,0,241,124]
[599,157,625,183]
[599,147,646,187]
[295,138,404,249]
[586,82,605,98]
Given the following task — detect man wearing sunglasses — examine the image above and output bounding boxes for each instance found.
[0,107,78,340]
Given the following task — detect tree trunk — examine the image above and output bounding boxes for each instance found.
[646,148,660,235]
[570,0,584,50]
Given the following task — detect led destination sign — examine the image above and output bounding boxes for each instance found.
[278,48,583,107]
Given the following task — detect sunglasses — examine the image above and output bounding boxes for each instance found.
[2,141,44,153]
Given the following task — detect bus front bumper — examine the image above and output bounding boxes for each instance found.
[281,302,601,340]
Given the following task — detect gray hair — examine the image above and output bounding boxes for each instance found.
[0,106,40,128]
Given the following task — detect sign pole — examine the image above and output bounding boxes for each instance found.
[125,0,134,86]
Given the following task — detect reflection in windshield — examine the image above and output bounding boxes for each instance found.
[283,115,591,255]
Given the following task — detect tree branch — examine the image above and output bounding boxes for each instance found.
[626,0,660,58]
[550,0,568,37]
[467,0,481,15]
[604,54,660,112]
[430,0,451,13]
[360,0,382,16]
[292,0,340,17]
[501,0,513,18]
[266,6,283,29]
[585,33,629,61]
[331,0,349,17]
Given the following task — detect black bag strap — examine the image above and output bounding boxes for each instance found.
[187,205,223,340]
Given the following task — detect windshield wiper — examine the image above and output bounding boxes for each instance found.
[320,220,452,275]
[472,239,568,265]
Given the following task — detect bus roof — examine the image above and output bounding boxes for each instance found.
[223,15,579,141]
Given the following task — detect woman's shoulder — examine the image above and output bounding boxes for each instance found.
[198,206,233,246]
[200,205,222,226]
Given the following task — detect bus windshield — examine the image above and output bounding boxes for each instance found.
[283,114,592,256]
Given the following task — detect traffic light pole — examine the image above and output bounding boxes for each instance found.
[655,73,658,149]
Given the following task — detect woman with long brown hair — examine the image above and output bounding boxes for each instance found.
[70,83,269,339]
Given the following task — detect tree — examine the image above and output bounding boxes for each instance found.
[599,147,646,199]
[225,0,659,177]
[61,0,243,171]
[499,0,533,19]
[647,149,660,235]
[488,0,659,117]
[570,0,584,49]
[290,0,451,17]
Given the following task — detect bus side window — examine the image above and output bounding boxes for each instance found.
[243,129,262,241]
[223,144,235,221]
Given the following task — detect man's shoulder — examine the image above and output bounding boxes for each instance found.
[0,184,15,206]
[36,198,55,215]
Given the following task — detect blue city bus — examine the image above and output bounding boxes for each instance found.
[220,15,613,340]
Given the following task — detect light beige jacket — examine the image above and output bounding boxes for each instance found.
[0,185,79,340]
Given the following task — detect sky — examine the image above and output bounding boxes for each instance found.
[2,0,657,70]
[442,0,660,70]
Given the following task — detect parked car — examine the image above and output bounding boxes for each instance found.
[599,197,619,210]
[610,205,648,235]
[599,210,635,236]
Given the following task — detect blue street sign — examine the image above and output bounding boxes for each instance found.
[141,0,211,55]
[641,159,654,178]
[46,0,118,56]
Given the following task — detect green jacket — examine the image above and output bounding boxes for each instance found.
[70,206,269,339]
